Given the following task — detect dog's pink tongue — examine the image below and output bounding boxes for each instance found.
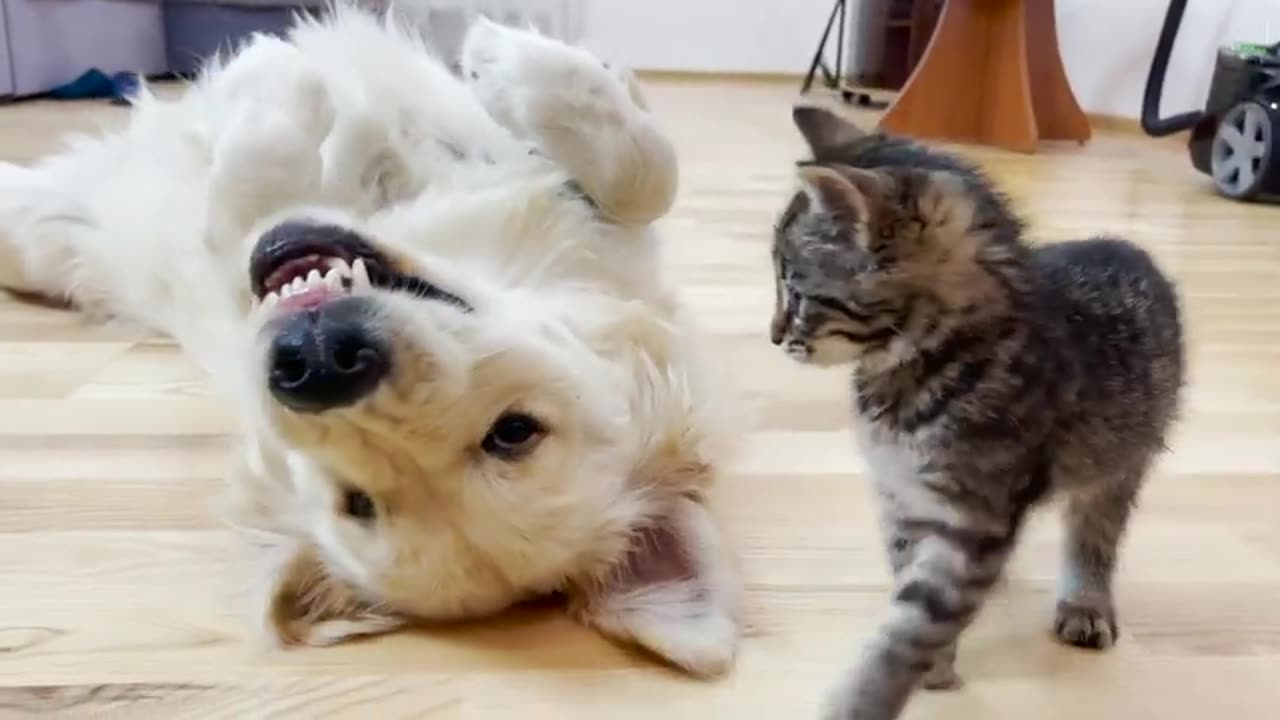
[279,284,342,311]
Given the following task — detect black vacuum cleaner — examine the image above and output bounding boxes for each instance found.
[1143,0,1280,201]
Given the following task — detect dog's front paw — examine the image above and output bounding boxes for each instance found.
[460,17,629,138]
[205,54,335,252]
[215,36,335,146]
[458,17,677,226]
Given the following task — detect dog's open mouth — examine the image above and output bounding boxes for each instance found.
[255,253,369,313]
[248,221,472,313]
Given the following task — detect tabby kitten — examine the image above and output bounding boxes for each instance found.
[771,106,1184,720]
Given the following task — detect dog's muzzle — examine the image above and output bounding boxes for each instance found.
[266,296,389,412]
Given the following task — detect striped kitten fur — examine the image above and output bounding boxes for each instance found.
[771,106,1185,720]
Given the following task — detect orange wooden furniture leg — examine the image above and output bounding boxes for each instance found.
[879,0,1039,153]
[1025,0,1091,142]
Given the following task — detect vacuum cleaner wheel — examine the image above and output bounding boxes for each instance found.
[1210,100,1274,199]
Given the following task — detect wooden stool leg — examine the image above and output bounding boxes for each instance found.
[1025,0,1092,142]
[878,0,1038,153]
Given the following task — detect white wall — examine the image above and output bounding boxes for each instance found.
[576,0,837,75]
[574,0,1280,120]
[1059,0,1280,118]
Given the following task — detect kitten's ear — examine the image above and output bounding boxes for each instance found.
[796,164,888,223]
[572,495,742,679]
[257,541,407,648]
[793,104,866,156]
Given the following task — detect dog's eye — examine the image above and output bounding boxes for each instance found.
[342,489,376,521]
[482,412,545,459]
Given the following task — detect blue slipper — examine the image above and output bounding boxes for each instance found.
[47,68,141,104]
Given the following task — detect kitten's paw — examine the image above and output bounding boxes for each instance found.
[921,662,964,691]
[1053,600,1118,650]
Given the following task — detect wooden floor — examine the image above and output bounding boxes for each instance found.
[1,79,1278,719]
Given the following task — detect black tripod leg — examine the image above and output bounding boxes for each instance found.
[801,0,845,94]
[835,0,845,88]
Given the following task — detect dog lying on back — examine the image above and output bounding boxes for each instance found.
[0,6,742,677]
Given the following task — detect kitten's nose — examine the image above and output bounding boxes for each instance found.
[267,297,390,412]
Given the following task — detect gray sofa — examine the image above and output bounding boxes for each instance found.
[0,1,563,100]
[0,0,166,97]
[162,0,333,76]
[0,0,331,99]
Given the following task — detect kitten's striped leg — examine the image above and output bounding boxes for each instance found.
[1055,476,1141,649]
[824,523,1013,720]
[879,519,962,690]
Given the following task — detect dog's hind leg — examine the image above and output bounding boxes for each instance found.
[0,162,96,305]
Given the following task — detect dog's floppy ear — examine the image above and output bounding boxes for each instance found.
[571,491,742,679]
[460,17,678,226]
[257,542,407,647]
[560,305,744,677]
[224,437,406,648]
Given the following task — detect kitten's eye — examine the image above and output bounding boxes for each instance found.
[342,489,376,521]
[482,412,546,459]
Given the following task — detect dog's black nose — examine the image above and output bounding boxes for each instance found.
[267,298,389,412]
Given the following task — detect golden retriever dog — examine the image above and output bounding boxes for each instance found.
[0,4,742,677]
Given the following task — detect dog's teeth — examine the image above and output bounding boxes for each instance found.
[261,291,280,310]
[324,267,344,290]
[328,257,352,277]
[352,258,371,289]
[306,268,322,285]
[290,276,305,293]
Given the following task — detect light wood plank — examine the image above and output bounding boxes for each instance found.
[0,79,1276,718]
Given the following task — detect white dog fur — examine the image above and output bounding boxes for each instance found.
[0,4,743,677]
